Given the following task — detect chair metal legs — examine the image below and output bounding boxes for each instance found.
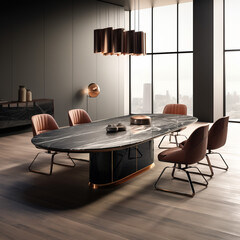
[158,132,187,149]
[29,151,75,175]
[198,150,229,172]
[158,135,168,149]
[29,151,57,175]
[54,154,76,167]
[155,164,208,197]
[67,153,89,163]
[187,154,214,178]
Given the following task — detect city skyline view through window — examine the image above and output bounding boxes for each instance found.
[130,2,193,115]
[225,0,240,121]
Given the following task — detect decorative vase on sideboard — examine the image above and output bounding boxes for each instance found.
[18,86,26,102]
[26,89,32,102]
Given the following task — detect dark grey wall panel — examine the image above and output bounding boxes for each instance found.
[97,54,119,119]
[44,0,73,126]
[73,0,126,121]
[72,0,97,119]
[193,0,214,122]
[118,57,125,116]
[12,0,45,100]
[0,2,12,100]
[0,0,127,126]
[95,2,125,120]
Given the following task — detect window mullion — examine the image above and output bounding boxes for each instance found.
[151,7,153,114]
[177,2,179,104]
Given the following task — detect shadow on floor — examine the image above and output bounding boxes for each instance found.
[5,157,219,212]
[19,163,121,211]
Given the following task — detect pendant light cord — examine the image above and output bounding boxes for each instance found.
[134,0,136,30]
[99,3,101,28]
[114,7,116,28]
[117,7,119,28]
[138,0,140,31]
[124,6,125,29]
[108,7,109,27]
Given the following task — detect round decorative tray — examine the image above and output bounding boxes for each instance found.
[130,115,151,125]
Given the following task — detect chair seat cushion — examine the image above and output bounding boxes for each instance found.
[38,130,49,134]
[158,147,185,163]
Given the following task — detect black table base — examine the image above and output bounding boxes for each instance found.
[89,140,154,188]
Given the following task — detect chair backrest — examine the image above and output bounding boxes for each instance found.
[68,109,92,126]
[207,116,229,150]
[163,104,187,115]
[31,114,59,136]
[182,125,209,164]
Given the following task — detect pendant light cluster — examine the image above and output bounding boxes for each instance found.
[94,27,146,56]
[94,0,146,56]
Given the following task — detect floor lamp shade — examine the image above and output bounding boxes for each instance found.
[88,83,100,98]
[113,28,124,55]
[103,27,113,55]
[124,30,135,55]
[94,29,103,53]
[135,31,146,55]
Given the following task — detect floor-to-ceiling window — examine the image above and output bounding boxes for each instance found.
[225,0,240,122]
[130,1,193,115]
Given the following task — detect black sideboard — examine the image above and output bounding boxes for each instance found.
[0,99,54,129]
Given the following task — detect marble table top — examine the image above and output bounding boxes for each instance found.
[32,114,197,152]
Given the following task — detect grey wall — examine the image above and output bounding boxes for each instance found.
[0,0,129,126]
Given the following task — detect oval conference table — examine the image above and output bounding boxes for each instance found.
[32,114,197,188]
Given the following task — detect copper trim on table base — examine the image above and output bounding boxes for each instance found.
[88,163,155,189]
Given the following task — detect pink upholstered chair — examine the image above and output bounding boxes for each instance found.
[163,104,187,115]
[29,114,75,175]
[68,109,92,162]
[158,104,188,149]
[32,114,59,136]
[68,109,91,126]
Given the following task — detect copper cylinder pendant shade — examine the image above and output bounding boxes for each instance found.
[134,31,146,55]
[103,27,113,55]
[94,27,146,56]
[113,28,124,55]
[124,30,135,55]
[88,83,100,98]
[94,29,103,53]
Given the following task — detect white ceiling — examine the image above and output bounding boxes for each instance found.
[102,0,192,10]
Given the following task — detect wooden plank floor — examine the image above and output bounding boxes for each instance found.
[0,122,240,240]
